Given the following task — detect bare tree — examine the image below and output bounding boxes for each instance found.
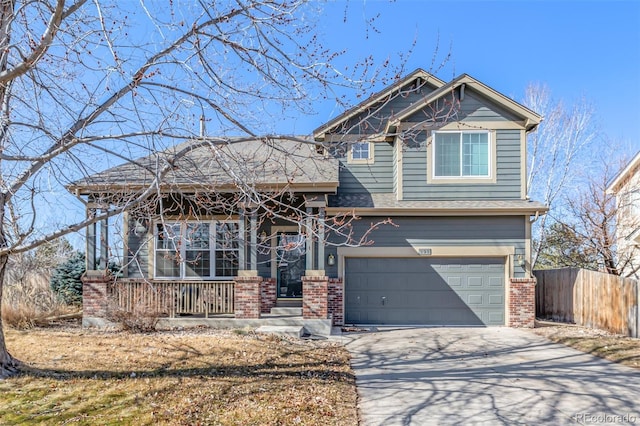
[567,153,640,276]
[0,0,425,378]
[523,83,598,269]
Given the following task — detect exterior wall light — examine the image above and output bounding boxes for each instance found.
[327,253,336,266]
[134,219,148,237]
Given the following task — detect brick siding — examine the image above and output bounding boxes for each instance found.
[328,278,344,326]
[260,278,277,314]
[509,277,536,328]
[82,272,111,320]
[302,276,329,320]
[234,276,262,319]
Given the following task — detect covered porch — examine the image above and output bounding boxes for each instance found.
[81,197,344,331]
[71,137,345,332]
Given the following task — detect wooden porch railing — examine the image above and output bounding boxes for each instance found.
[110,280,235,318]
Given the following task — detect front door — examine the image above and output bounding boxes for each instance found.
[276,233,306,298]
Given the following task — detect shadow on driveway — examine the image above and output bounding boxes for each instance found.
[341,327,640,425]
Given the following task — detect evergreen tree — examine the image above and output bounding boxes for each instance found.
[50,252,86,305]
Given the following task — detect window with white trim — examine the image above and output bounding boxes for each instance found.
[433,131,490,178]
[155,220,239,279]
[347,141,374,164]
[351,141,370,160]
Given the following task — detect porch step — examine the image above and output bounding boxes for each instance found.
[255,325,305,338]
[270,307,303,316]
[275,299,302,307]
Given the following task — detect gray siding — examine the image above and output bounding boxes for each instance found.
[405,88,519,123]
[325,216,527,278]
[402,129,522,200]
[340,84,436,135]
[338,142,394,194]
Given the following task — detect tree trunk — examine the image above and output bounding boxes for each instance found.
[0,252,20,378]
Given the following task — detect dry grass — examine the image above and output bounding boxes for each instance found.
[533,322,640,369]
[2,273,75,329]
[0,326,357,425]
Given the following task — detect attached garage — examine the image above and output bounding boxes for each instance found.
[344,257,505,326]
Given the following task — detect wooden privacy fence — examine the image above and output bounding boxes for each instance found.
[534,268,639,337]
[110,280,235,318]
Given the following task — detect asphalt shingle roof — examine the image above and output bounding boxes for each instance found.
[70,137,339,194]
[328,192,548,212]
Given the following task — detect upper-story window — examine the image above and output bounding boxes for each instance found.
[155,220,239,279]
[433,131,490,178]
[352,142,370,160]
[347,141,374,164]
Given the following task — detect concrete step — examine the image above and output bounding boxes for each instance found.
[270,307,303,316]
[255,325,305,338]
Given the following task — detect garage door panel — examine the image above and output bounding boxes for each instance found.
[488,277,504,288]
[467,294,483,305]
[345,257,505,326]
[489,294,504,305]
[489,311,505,323]
[467,276,484,287]
[446,276,463,288]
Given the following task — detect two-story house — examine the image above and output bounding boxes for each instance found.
[607,151,640,278]
[71,69,547,331]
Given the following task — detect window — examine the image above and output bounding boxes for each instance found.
[352,142,370,160]
[433,131,490,178]
[347,141,374,164]
[155,220,239,279]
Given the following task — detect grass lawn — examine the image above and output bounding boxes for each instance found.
[532,322,640,369]
[0,326,357,425]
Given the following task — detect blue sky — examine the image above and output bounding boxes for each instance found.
[297,0,640,151]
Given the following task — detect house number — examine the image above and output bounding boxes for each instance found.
[418,248,432,256]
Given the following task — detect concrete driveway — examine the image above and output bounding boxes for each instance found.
[341,327,640,425]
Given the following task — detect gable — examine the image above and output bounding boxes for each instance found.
[404,86,520,124]
[313,69,445,141]
[607,151,640,195]
[315,71,541,143]
[386,74,540,134]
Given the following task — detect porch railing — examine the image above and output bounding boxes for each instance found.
[110,280,235,318]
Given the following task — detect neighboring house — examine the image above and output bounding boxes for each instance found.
[70,69,547,329]
[607,152,640,278]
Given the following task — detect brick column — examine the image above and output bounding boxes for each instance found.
[81,270,112,327]
[328,278,344,326]
[302,275,329,319]
[509,277,536,328]
[234,275,262,319]
[260,278,277,314]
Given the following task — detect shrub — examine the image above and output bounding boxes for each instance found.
[2,273,74,329]
[50,252,86,305]
[108,303,159,333]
